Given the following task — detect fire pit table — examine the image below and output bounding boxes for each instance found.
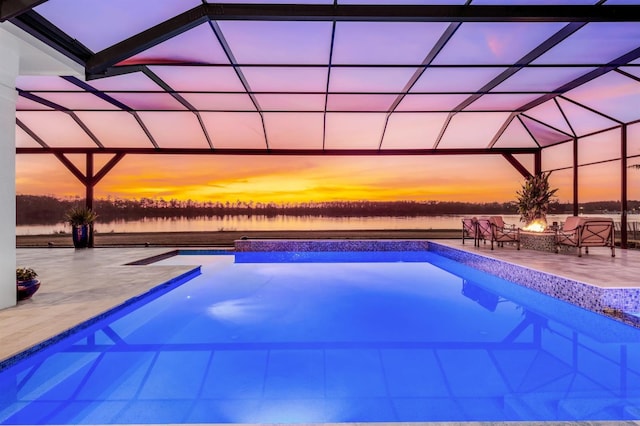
[519,230,557,252]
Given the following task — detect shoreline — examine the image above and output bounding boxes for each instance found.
[16,229,461,248]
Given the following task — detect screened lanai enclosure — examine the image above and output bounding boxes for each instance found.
[2,1,640,246]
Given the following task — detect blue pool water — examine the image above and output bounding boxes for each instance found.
[1,250,640,424]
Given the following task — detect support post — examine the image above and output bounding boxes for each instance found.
[53,152,126,248]
[86,153,94,210]
[534,150,542,175]
[621,124,628,249]
[86,153,94,247]
[573,137,579,216]
[0,29,19,309]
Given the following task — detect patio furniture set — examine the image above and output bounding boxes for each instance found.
[462,216,615,257]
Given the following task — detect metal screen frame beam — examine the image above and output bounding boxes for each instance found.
[621,124,628,249]
[0,0,47,21]
[501,153,533,179]
[85,4,640,76]
[17,147,539,156]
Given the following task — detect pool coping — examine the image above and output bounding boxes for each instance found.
[0,266,202,372]
[234,239,640,328]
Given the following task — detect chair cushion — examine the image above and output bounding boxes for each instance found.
[562,216,581,231]
[490,216,505,228]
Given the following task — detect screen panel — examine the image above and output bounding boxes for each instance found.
[578,129,621,166]
[411,67,506,93]
[578,161,621,202]
[201,112,267,149]
[325,113,387,149]
[621,67,640,79]
[137,112,210,148]
[107,93,188,111]
[395,94,470,111]
[340,0,466,4]
[16,96,54,111]
[255,94,325,111]
[465,93,543,111]
[564,72,640,123]
[264,113,324,149]
[74,112,155,148]
[35,0,202,52]
[437,112,511,148]
[218,21,332,64]
[31,93,121,111]
[510,154,535,176]
[556,98,620,137]
[207,0,331,3]
[546,167,573,205]
[121,24,229,66]
[329,67,418,93]
[533,22,640,65]
[16,111,98,148]
[492,119,538,148]
[628,123,640,203]
[523,100,574,135]
[629,122,640,158]
[432,22,567,65]
[381,113,448,149]
[88,72,162,91]
[327,94,397,111]
[242,67,328,92]
[16,76,82,91]
[542,140,573,171]
[520,115,572,146]
[182,93,257,111]
[332,22,449,65]
[474,0,597,3]
[149,66,246,92]
[15,126,43,148]
[492,67,596,92]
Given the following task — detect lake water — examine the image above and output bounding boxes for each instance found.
[16,213,635,236]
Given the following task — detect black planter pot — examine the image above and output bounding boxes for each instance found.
[72,224,91,248]
[17,279,41,301]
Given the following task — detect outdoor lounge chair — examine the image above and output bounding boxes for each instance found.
[476,216,520,250]
[555,216,615,257]
[462,217,478,246]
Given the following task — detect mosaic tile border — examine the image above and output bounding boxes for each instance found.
[235,239,430,252]
[0,267,201,372]
[427,242,640,327]
[235,239,640,327]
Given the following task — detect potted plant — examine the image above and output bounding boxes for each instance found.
[65,205,97,248]
[516,171,558,228]
[16,267,40,301]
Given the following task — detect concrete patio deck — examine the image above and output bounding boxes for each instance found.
[2,240,640,363]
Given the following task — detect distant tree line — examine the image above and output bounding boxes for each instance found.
[15,194,640,225]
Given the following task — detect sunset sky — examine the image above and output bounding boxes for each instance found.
[15,151,632,204]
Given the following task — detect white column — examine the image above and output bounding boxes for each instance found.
[0,30,19,309]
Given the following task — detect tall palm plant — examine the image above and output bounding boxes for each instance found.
[516,172,558,224]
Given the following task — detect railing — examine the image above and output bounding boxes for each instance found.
[614,221,640,240]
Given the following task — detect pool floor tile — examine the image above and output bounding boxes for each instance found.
[202,350,268,398]
[263,349,325,398]
[380,349,449,397]
[325,349,387,398]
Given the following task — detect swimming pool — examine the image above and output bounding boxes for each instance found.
[1,248,639,423]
